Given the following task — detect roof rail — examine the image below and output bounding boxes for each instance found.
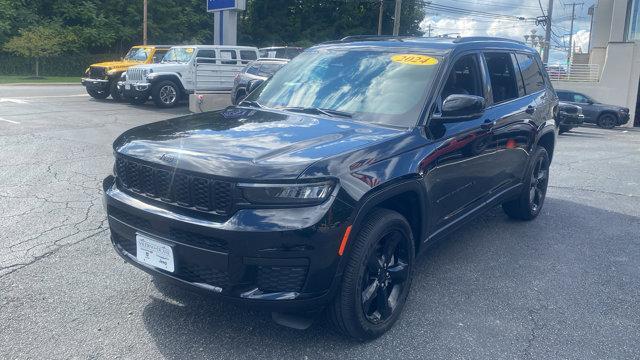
[453,37,525,45]
[339,35,407,42]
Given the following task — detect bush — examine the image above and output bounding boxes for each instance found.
[0,52,121,77]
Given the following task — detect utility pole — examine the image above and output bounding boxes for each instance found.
[427,23,433,37]
[543,0,554,64]
[143,0,148,45]
[377,0,384,35]
[392,0,402,36]
[565,2,583,65]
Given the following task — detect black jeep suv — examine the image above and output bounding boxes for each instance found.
[103,36,557,340]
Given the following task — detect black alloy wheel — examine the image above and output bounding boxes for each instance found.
[328,208,414,340]
[597,113,617,129]
[502,147,550,220]
[361,230,410,324]
[528,153,549,214]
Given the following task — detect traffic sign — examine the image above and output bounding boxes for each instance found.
[207,0,244,12]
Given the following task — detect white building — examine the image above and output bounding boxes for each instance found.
[553,0,639,127]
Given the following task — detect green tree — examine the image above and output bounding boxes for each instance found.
[4,23,79,76]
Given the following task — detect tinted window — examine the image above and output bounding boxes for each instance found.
[572,93,591,103]
[441,54,482,99]
[240,50,257,64]
[257,63,285,77]
[557,91,572,101]
[196,49,216,64]
[220,50,238,65]
[484,52,519,103]
[515,53,545,94]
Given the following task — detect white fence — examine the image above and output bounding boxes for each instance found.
[545,63,600,82]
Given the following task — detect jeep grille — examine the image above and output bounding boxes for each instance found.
[115,155,235,216]
[127,68,147,82]
[89,67,107,79]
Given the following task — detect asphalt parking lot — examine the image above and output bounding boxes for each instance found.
[1,84,639,359]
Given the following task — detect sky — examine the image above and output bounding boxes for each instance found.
[418,0,597,64]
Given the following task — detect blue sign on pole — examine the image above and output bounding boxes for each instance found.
[207,0,237,12]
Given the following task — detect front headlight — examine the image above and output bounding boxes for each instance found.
[120,72,127,81]
[239,181,335,205]
[107,69,118,76]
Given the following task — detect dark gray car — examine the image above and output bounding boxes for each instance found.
[557,90,630,129]
[231,58,289,105]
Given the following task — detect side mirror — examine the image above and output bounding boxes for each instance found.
[247,79,264,94]
[440,94,486,119]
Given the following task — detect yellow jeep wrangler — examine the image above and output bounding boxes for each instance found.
[81,45,171,101]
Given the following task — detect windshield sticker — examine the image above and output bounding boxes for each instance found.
[391,54,438,66]
[185,48,194,53]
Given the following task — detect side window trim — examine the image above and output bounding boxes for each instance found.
[513,51,547,95]
[511,52,526,97]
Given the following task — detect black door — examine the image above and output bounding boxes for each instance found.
[424,53,498,229]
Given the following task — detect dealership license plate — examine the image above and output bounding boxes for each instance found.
[136,233,174,272]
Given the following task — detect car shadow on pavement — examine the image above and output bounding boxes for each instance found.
[559,131,605,139]
[140,197,640,359]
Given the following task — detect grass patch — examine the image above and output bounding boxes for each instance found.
[0,75,80,84]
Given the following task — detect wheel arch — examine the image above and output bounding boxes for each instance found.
[348,177,428,256]
[597,110,620,122]
[536,125,556,163]
[150,74,186,93]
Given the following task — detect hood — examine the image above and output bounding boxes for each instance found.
[91,60,145,70]
[113,107,404,180]
[130,62,187,72]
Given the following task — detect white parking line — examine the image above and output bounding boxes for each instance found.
[1,94,88,100]
[0,117,20,124]
[0,98,29,104]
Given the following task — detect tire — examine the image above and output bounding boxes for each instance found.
[597,113,617,129]
[152,80,180,108]
[558,125,570,134]
[502,147,550,220]
[128,95,148,105]
[109,80,124,102]
[86,87,109,100]
[327,208,415,341]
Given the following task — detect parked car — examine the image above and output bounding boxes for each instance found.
[103,36,557,340]
[121,45,259,108]
[231,58,289,105]
[259,46,304,59]
[557,101,584,134]
[81,45,171,101]
[556,90,630,129]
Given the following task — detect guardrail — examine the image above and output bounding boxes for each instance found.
[545,63,600,82]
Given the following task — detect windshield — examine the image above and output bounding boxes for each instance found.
[247,48,441,127]
[162,47,195,63]
[124,47,150,62]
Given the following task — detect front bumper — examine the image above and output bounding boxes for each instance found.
[102,176,352,310]
[619,112,630,125]
[81,78,110,91]
[558,113,584,127]
[121,82,152,99]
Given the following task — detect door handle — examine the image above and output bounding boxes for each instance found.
[526,105,536,114]
[480,120,495,130]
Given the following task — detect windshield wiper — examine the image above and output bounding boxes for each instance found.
[238,100,265,109]
[281,106,352,118]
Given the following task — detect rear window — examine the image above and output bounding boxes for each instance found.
[515,53,546,94]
